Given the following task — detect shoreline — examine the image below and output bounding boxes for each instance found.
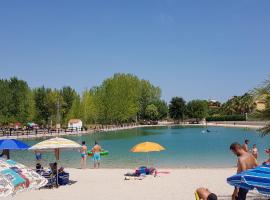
[0,122,266,140]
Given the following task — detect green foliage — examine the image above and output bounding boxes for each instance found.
[60,86,78,123]
[169,97,186,122]
[145,104,159,121]
[0,77,32,125]
[138,80,161,120]
[221,93,255,115]
[186,100,208,120]
[152,100,168,120]
[254,79,270,135]
[206,115,246,121]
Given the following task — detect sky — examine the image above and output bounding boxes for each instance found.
[0,0,269,102]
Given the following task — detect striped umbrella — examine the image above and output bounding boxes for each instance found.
[227,164,270,195]
[29,137,81,186]
[0,159,47,197]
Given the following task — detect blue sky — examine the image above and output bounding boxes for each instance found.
[0,0,269,102]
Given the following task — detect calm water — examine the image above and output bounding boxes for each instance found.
[9,126,270,168]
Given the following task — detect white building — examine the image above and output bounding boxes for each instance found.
[68,119,83,131]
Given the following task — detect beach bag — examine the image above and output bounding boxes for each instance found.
[136,166,150,176]
[58,172,69,185]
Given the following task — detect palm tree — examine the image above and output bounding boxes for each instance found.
[253,79,270,135]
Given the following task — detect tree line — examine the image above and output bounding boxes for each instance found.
[0,74,167,127]
[0,74,269,129]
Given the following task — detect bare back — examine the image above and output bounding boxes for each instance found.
[242,144,248,152]
[92,144,101,153]
[237,152,258,173]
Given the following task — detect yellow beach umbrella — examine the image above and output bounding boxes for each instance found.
[131,142,165,166]
[131,142,165,152]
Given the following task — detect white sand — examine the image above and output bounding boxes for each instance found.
[9,168,268,200]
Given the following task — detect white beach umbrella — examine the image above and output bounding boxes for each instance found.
[29,137,81,151]
[29,137,81,186]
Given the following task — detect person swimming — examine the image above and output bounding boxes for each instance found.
[80,141,87,169]
[92,141,102,169]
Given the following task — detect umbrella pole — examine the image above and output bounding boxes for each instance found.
[147,152,150,167]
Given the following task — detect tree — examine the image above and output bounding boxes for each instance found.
[0,77,32,124]
[152,100,168,120]
[145,104,159,121]
[94,73,142,124]
[80,89,99,124]
[254,79,270,135]
[138,80,161,120]
[66,94,81,120]
[169,97,186,123]
[60,86,78,123]
[221,93,255,115]
[186,100,208,121]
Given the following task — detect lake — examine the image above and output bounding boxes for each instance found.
[9,126,270,168]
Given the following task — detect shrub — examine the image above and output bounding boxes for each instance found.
[206,115,246,121]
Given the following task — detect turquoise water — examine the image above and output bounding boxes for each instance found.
[9,126,270,168]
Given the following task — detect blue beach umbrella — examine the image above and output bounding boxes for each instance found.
[0,139,29,150]
[227,164,270,195]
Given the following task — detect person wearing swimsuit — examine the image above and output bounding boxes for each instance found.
[80,141,87,169]
[195,188,217,200]
[92,141,102,169]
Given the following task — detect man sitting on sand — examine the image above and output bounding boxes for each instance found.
[242,139,249,152]
[230,142,258,200]
[92,141,102,169]
[195,188,217,200]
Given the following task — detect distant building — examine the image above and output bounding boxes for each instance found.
[68,119,83,130]
[255,100,267,111]
[208,99,221,109]
[255,95,268,111]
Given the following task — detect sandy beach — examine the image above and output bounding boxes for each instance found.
[9,168,268,200]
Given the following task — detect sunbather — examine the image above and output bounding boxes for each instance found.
[195,188,217,200]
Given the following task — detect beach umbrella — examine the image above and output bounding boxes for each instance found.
[227,164,270,195]
[0,139,29,160]
[131,141,165,166]
[29,137,81,185]
[0,159,47,197]
[29,137,81,152]
[0,139,29,150]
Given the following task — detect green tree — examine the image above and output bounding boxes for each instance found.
[0,77,32,124]
[254,79,270,135]
[169,97,186,123]
[138,80,161,120]
[66,94,81,120]
[80,89,99,124]
[152,100,168,120]
[186,100,208,121]
[145,104,159,121]
[96,73,141,124]
[60,86,78,123]
[221,93,255,115]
